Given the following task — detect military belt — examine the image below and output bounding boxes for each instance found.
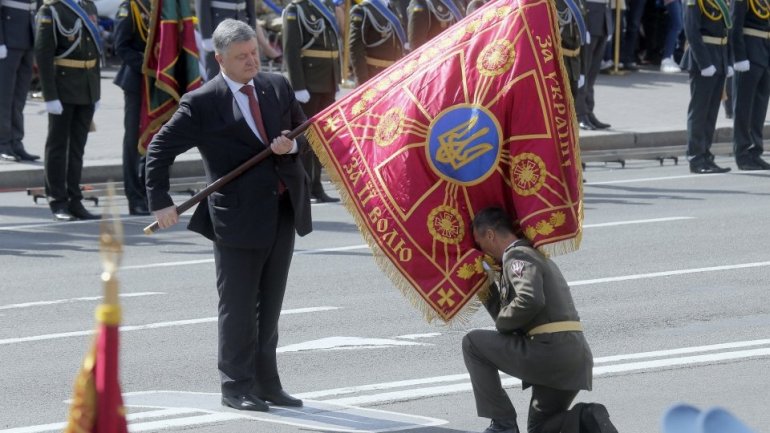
[743,28,770,39]
[702,36,728,45]
[54,58,98,69]
[1,0,36,10]
[366,56,394,68]
[210,0,246,10]
[301,49,339,59]
[561,47,580,57]
[527,321,583,337]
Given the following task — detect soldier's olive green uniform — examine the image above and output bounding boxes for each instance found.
[349,0,406,85]
[462,239,593,431]
[282,0,340,198]
[35,0,100,213]
[407,0,463,50]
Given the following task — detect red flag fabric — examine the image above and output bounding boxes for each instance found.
[305,0,583,323]
[64,305,128,433]
[138,0,202,154]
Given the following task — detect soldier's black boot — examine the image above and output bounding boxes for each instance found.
[482,418,519,433]
[10,142,40,161]
[580,403,619,433]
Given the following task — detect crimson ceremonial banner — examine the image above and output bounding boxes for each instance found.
[305,0,583,323]
[138,0,202,153]
[63,305,129,433]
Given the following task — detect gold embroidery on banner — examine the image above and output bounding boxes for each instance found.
[375,108,404,147]
[477,39,516,77]
[457,256,485,279]
[428,205,465,245]
[511,152,546,196]
[524,211,567,240]
[437,287,457,307]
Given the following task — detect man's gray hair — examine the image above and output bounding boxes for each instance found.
[212,19,257,54]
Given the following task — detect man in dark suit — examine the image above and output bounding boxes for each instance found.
[113,0,151,215]
[681,0,732,173]
[0,0,40,162]
[730,0,770,170]
[146,19,312,412]
[464,207,618,433]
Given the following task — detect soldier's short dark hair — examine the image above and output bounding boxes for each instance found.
[212,19,258,55]
[472,207,516,235]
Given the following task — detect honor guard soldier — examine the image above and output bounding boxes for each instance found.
[556,0,588,102]
[196,0,257,79]
[730,0,770,170]
[35,0,102,221]
[282,0,341,202]
[576,0,611,130]
[681,0,733,173]
[0,0,40,162]
[113,0,151,215]
[407,0,464,50]
[349,0,407,85]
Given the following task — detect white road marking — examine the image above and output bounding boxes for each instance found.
[586,174,725,185]
[0,292,164,311]
[0,306,339,346]
[0,408,198,433]
[0,215,158,232]
[395,333,442,340]
[569,261,770,286]
[583,216,693,228]
[277,336,429,353]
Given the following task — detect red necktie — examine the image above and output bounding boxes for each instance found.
[239,84,286,194]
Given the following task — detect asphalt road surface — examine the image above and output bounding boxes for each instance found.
[1,156,769,433]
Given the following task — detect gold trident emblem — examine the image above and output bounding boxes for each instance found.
[435,115,493,170]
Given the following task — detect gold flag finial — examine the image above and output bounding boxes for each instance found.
[99,183,123,307]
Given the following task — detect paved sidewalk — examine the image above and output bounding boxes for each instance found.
[0,66,761,191]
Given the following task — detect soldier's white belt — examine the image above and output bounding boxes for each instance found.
[561,47,580,57]
[54,58,98,69]
[743,28,770,39]
[527,321,583,337]
[210,1,246,10]
[301,49,339,59]
[702,36,728,45]
[1,0,36,11]
[366,56,394,68]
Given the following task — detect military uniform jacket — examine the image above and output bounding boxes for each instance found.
[349,0,406,84]
[113,0,149,93]
[195,0,256,40]
[556,0,586,82]
[482,239,593,391]
[583,0,610,37]
[34,0,100,104]
[0,0,37,49]
[282,0,341,93]
[407,0,463,50]
[681,0,732,73]
[731,0,770,67]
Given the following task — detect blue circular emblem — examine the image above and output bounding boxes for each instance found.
[426,105,501,186]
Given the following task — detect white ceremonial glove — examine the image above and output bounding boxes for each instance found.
[0,45,7,60]
[294,89,311,103]
[578,74,585,88]
[46,99,64,115]
[734,60,750,72]
[700,65,717,77]
[201,38,214,52]
[727,66,734,78]
[585,32,591,45]
[404,42,411,51]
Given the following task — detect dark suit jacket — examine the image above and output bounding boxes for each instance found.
[731,0,770,67]
[145,72,313,249]
[0,0,36,49]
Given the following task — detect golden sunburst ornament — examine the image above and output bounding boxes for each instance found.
[477,39,515,77]
[427,205,465,245]
[510,152,546,196]
[375,108,404,147]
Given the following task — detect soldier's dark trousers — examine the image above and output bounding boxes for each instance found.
[122,90,147,207]
[686,72,725,166]
[0,48,33,153]
[733,64,770,163]
[576,33,607,117]
[463,331,578,433]
[301,91,335,196]
[44,103,95,211]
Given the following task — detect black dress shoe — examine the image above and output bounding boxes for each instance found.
[0,151,20,162]
[13,148,40,161]
[580,403,618,433]
[221,394,269,412]
[578,115,596,131]
[69,201,100,220]
[482,418,519,433]
[588,113,611,129]
[750,156,770,169]
[312,192,340,203]
[737,159,766,170]
[258,389,303,407]
[690,162,730,174]
[52,209,76,222]
[129,203,151,216]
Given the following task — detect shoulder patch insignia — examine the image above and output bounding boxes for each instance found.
[38,16,52,23]
[686,0,695,5]
[413,5,424,11]
[509,260,526,279]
